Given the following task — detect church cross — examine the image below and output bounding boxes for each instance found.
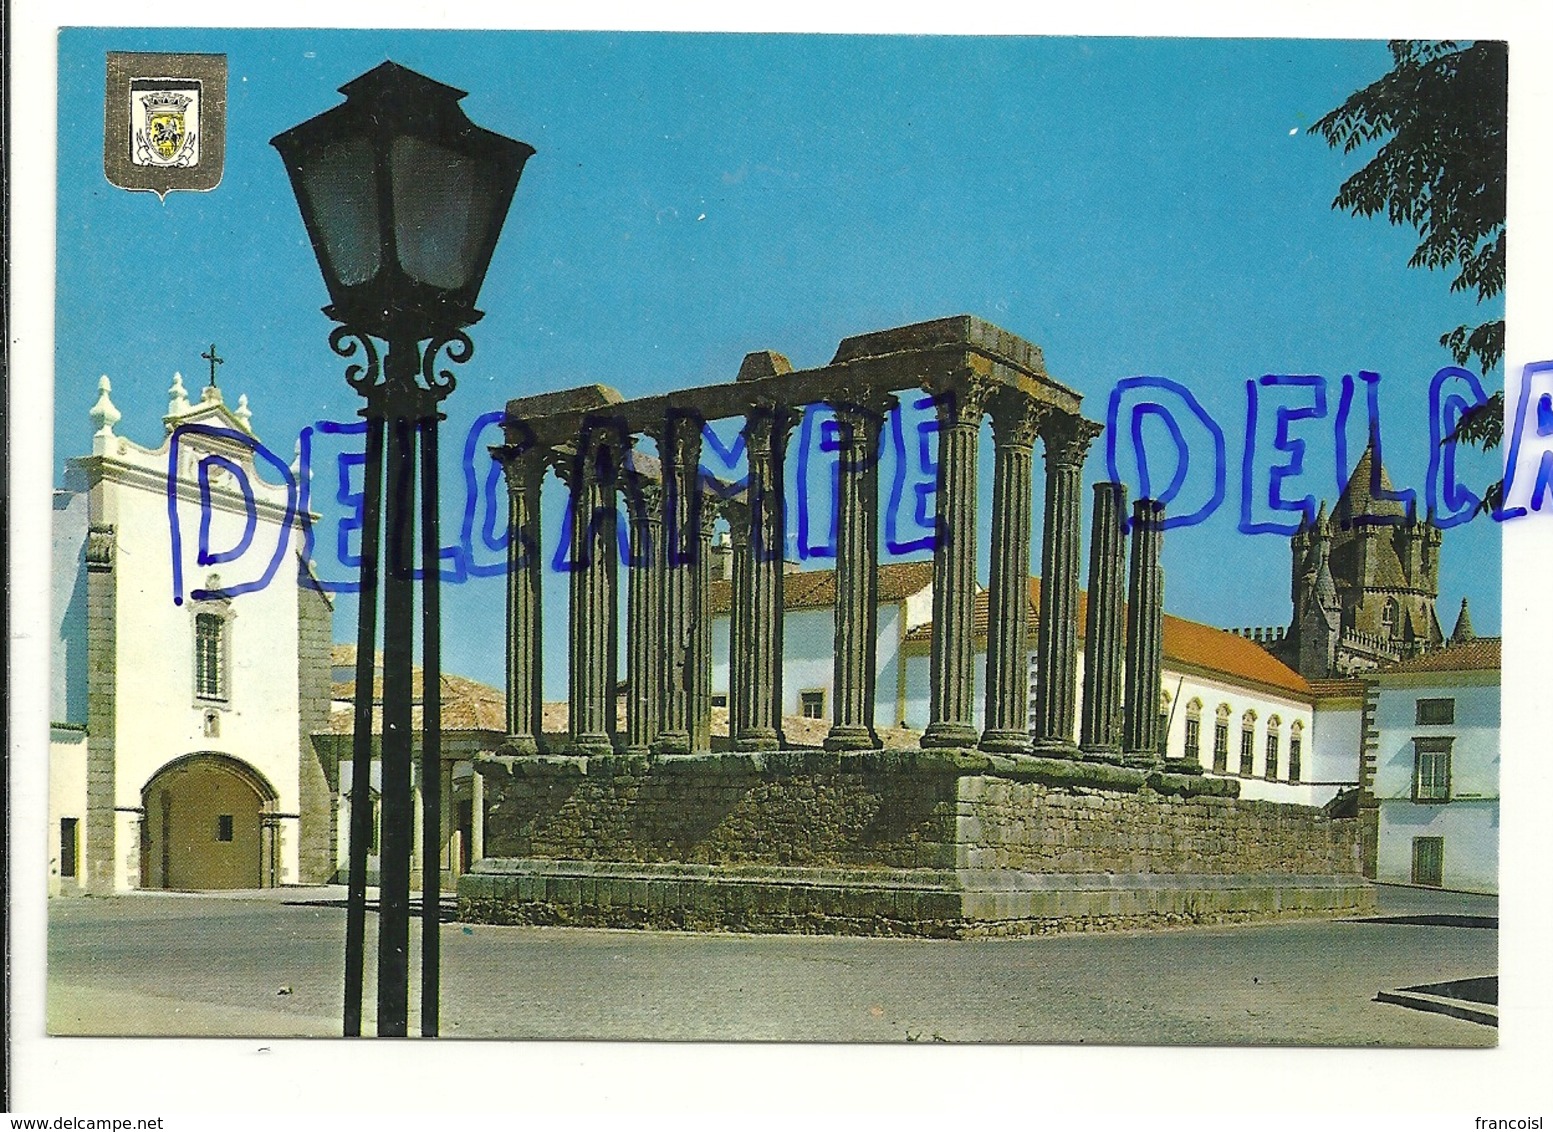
[201,343,224,388]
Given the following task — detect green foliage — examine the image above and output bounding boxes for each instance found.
[1311,40,1507,379]
[1447,388,1503,451]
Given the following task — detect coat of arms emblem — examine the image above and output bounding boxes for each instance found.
[134,88,199,167]
[105,52,226,198]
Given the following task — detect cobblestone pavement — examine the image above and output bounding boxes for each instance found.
[46,884,1496,1045]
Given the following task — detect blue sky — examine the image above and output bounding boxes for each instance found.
[56,29,1503,693]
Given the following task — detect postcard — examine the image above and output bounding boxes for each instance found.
[11,5,1552,1123]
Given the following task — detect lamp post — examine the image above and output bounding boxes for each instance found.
[272,61,532,1037]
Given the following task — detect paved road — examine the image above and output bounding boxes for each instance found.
[47,884,1496,1045]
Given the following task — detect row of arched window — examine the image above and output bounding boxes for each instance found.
[1169,694,1303,783]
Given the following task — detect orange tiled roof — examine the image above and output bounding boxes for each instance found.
[1373,637,1501,676]
[326,645,506,734]
[1157,609,1309,695]
[708,559,934,615]
[897,575,1309,696]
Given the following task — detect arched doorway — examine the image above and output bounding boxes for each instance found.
[141,753,278,890]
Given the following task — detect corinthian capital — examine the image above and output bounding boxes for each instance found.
[829,385,897,428]
[988,389,1050,449]
[1040,414,1104,468]
[723,497,751,542]
[493,442,550,493]
[925,372,996,432]
[742,404,799,455]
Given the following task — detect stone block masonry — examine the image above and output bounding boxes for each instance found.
[296,580,336,884]
[458,748,1373,937]
[469,317,1371,937]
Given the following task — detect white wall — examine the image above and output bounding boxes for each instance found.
[1310,701,1363,789]
[47,729,87,896]
[713,602,911,730]
[51,491,90,726]
[901,650,930,731]
[1376,800,1498,893]
[1066,652,1322,803]
[875,603,905,729]
[719,598,1321,802]
[1372,676,1499,893]
[78,403,311,889]
[779,607,835,718]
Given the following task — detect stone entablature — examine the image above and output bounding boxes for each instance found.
[491,316,1162,765]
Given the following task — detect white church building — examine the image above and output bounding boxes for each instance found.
[49,366,506,896]
[50,371,335,894]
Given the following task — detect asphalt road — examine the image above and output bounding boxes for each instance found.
[46,884,1496,1046]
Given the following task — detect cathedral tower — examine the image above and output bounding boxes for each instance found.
[1279,441,1444,678]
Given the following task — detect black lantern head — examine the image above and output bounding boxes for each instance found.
[271,61,535,341]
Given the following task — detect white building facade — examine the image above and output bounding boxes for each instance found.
[710,564,1349,806]
[1368,639,1500,894]
[50,373,334,893]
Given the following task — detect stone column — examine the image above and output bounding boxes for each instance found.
[559,426,620,756]
[83,523,117,894]
[826,391,893,751]
[410,778,424,883]
[736,407,794,751]
[1123,498,1165,758]
[470,769,485,862]
[726,499,753,746]
[1080,482,1128,758]
[1031,415,1102,756]
[624,476,662,754]
[692,497,718,754]
[980,390,1045,753]
[499,448,546,754]
[922,378,990,749]
[653,417,702,756]
[440,765,454,879]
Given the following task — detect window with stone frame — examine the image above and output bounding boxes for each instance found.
[1239,711,1256,776]
[194,610,229,702]
[1212,705,1231,773]
[1185,700,1203,764]
[799,690,826,720]
[1412,737,1453,802]
[1382,597,1400,638]
[1288,723,1303,783]
[1264,716,1281,781]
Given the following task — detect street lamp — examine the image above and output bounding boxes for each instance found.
[272,61,533,1038]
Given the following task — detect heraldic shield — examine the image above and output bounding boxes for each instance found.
[106,52,226,198]
[141,90,195,165]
